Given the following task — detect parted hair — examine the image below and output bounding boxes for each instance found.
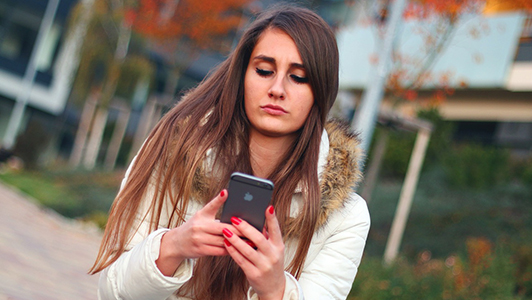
[90,4,339,300]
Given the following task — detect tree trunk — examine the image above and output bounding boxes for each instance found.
[128,96,157,162]
[104,102,130,170]
[69,92,98,168]
[384,127,431,266]
[150,102,163,129]
[83,106,108,169]
[360,129,389,203]
[360,130,389,203]
[82,20,131,169]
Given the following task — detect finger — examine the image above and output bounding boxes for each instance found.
[201,244,230,257]
[204,222,243,238]
[223,229,258,270]
[262,228,270,240]
[264,205,282,244]
[199,189,227,218]
[198,233,230,248]
[172,228,229,258]
[225,240,258,273]
[230,217,264,245]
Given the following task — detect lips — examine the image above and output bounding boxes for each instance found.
[261,104,287,116]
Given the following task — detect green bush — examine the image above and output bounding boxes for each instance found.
[0,171,80,216]
[375,108,455,179]
[0,168,121,226]
[521,160,532,185]
[443,143,510,189]
[349,237,522,300]
[349,255,445,299]
[375,128,416,179]
[416,108,455,169]
[13,121,52,169]
[513,231,532,298]
[365,166,532,261]
[444,238,518,300]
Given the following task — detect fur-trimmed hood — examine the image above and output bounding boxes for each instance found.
[316,120,364,228]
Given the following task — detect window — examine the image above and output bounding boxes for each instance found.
[0,0,63,85]
[0,1,42,74]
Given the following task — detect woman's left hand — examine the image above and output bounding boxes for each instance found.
[223,205,286,300]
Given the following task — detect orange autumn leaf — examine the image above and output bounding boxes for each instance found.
[127,0,249,46]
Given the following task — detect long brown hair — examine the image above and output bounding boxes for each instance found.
[90,5,339,299]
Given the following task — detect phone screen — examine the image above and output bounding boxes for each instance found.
[220,172,274,231]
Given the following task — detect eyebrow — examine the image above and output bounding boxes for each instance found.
[252,55,305,70]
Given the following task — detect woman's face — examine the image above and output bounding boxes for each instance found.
[244,28,314,140]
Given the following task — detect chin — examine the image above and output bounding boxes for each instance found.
[250,119,302,139]
[257,127,299,139]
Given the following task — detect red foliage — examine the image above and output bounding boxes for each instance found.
[384,0,486,105]
[405,0,483,22]
[451,237,493,295]
[126,0,249,45]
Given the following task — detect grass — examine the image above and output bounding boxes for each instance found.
[364,167,532,260]
[0,168,123,228]
[352,166,532,299]
[0,171,80,215]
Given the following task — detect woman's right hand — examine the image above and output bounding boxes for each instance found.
[155,189,236,276]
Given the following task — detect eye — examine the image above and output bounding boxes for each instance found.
[290,74,309,84]
[256,68,273,77]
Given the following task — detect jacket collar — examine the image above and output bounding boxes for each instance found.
[314,120,363,229]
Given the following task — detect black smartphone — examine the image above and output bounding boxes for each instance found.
[220,172,274,231]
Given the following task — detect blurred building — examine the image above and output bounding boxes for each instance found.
[0,0,80,148]
[8,0,529,167]
[337,1,532,154]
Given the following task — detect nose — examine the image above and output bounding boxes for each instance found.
[268,76,286,100]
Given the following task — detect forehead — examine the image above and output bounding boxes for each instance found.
[251,28,303,63]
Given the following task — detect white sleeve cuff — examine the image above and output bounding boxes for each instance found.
[98,228,194,300]
[149,229,195,281]
[246,271,303,300]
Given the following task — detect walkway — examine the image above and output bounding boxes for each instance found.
[0,182,102,299]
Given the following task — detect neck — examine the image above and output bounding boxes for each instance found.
[248,130,296,178]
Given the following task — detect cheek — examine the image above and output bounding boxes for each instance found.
[299,90,314,116]
[244,69,261,95]
[293,95,314,129]
[244,86,255,112]
[243,74,253,112]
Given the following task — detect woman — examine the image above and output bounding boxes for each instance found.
[91,5,370,300]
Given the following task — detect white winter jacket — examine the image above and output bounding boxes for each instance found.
[97,121,370,300]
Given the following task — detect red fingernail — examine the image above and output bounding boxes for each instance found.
[223,228,233,238]
[231,217,241,225]
[246,240,256,248]
[220,190,225,197]
[268,205,274,215]
[224,239,231,247]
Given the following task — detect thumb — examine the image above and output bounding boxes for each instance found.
[200,189,227,218]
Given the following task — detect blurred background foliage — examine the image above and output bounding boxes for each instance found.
[1,0,531,298]
[347,108,532,299]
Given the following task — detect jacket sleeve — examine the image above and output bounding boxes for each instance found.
[297,194,370,299]
[282,194,370,300]
[98,229,194,300]
[97,156,195,300]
